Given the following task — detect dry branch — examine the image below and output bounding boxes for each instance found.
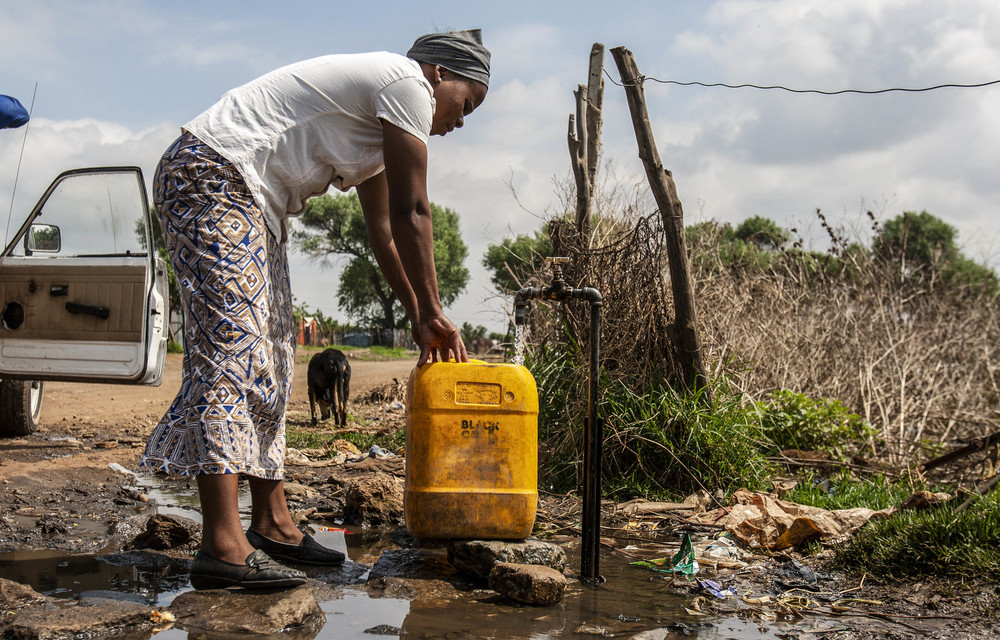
[919,429,1000,473]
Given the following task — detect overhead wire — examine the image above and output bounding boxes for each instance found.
[603,69,1000,95]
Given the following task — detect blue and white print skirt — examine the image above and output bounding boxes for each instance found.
[140,131,294,479]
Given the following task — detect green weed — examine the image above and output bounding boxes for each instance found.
[534,342,775,499]
[758,390,876,458]
[835,491,1000,579]
[286,425,405,456]
[786,470,919,511]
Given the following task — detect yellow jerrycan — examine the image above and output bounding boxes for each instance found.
[404,360,538,540]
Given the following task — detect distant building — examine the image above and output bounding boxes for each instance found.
[297,316,323,346]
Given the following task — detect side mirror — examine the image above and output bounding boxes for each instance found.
[25,223,61,254]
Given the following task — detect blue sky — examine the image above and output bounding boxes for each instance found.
[3,1,999,332]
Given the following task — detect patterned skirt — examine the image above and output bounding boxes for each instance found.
[140,131,294,479]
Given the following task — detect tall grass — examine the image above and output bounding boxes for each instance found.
[786,469,919,511]
[835,493,1000,579]
[688,216,999,465]
[533,338,776,499]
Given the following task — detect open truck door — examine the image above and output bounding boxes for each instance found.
[0,167,169,436]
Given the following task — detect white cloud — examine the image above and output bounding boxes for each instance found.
[5,0,999,331]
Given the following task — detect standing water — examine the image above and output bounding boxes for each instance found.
[512,323,526,366]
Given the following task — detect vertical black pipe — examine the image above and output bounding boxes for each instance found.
[581,415,594,580]
[517,282,603,581]
[581,297,603,581]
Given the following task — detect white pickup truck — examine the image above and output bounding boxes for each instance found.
[0,167,169,437]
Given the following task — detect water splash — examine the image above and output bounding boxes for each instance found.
[512,324,526,366]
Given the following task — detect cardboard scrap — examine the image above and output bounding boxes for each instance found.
[722,488,893,550]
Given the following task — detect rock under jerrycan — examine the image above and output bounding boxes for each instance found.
[404,360,539,540]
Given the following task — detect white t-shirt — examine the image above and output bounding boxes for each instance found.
[183,52,435,241]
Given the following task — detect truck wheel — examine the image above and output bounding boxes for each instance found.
[0,379,43,438]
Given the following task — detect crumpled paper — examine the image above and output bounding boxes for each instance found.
[722,488,893,549]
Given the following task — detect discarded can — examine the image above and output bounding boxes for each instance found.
[404,360,539,540]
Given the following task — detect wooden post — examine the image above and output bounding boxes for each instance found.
[610,46,711,398]
[585,43,604,203]
[569,44,605,235]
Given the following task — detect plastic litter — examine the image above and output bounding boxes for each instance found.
[698,578,735,598]
[367,444,394,458]
[108,462,136,477]
[630,557,672,573]
[671,533,699,575]
[701,535,741,561]
[347,444,395,463]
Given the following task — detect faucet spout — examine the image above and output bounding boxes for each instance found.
[514,286,541,325]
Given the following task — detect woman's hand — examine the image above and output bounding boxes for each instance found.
[416,314,468,366]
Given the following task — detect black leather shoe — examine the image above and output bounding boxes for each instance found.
[246,528,346,566]
[189,549,307,590]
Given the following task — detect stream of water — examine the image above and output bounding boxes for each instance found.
[513,324,526,366]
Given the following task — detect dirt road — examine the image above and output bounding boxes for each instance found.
[37,351,418,434]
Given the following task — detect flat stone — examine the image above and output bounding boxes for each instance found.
[170,584,323,636]
[447,539,567,581]
[283,481,321,501]
[6,600,154,639]
[367,549,473,601]
[489,563,566,606]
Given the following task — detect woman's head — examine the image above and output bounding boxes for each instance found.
[408,29,490,136]
[420,65,488,136]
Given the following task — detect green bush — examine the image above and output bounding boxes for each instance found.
[600,377,777,499]
[758,390,875,457]
[534,341,776,500]
[835,492,1000,579]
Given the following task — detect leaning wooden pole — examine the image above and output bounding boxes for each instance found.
[610,46,710,398]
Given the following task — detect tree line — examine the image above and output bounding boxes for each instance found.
[155,192,997,346]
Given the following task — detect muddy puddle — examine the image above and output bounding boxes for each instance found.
[0,476,834,639]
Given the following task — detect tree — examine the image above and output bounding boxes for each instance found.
[291,193,470,329]
[461,322,488,341]
[869,210,997,295]
[482,225,553,294]
[733,215,790,251]
[873,210,959,266]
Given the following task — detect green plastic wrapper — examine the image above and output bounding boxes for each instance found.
[671,533,700,575]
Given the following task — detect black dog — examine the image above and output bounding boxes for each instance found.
[307,348,351,426]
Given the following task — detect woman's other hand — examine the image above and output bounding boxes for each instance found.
[416,314,468,366]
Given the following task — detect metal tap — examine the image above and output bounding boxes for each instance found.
[511,256,605,582]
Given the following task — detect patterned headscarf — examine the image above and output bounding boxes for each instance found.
[406,29,491,89]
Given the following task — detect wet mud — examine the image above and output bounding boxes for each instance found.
[1,354,997,638]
